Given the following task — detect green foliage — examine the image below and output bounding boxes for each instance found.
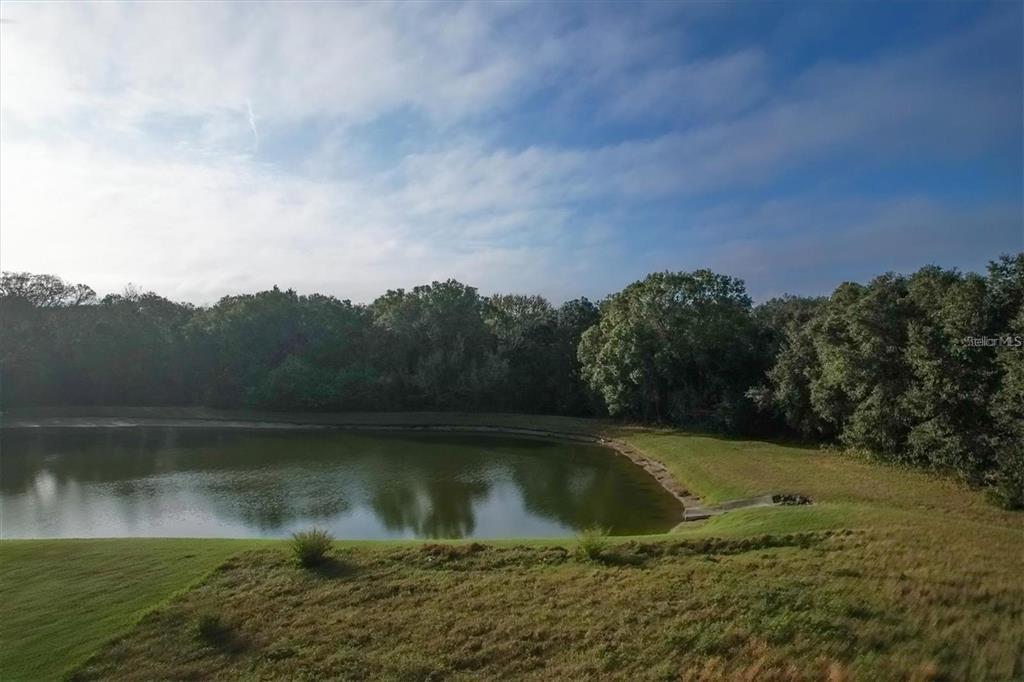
[574,525,610,561]
[989,443,1024,510]
[483,294,600,414]
[748,295,828,437]
[0,274,194,406]
[578,270,760,428]
[370,279,500,409]
[989,298,1024,509]
[187,286,375,409]
[0,274,597,415]
[757,254,1023,488]
[290,529,333,567]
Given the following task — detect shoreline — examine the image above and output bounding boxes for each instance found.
[2,412,788,521]
[2,415,701,517]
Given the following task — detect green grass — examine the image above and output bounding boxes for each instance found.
[71,532,1023,681]
[620,429,1021,533]
[0,539,262,680]
[2,411,1022,680]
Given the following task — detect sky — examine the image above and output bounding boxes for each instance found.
[0,1,1021,305]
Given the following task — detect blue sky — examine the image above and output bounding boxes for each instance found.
[1,1,1021,303]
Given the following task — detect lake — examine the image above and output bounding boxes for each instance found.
[0,427,682,539]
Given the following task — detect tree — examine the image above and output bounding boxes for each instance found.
[552,298,601,414]
[484,294,556,411]
[987,255,1024,508]
[190,287,375,409]
[371,280,502,409]
[804,276,914,458]
[480,294,601,414]
[753,295,825,360]
[578,270,759,427]
[746,296,828,437]
[1,273,97,405]
[755,255,1024,490]
[902,267,996,479]
[0,271,96,307]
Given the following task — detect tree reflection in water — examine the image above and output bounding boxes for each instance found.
[0,428,680,539]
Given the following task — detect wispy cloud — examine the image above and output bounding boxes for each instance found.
[245,100,259,150]
[0,2,1019,303]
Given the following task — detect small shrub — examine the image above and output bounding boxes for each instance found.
[772,493,812,505]
[291,528,333,567]
[574,526,610,561]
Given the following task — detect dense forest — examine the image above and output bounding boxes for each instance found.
[1,254,1021,508]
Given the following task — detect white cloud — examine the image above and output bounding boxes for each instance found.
[0,133,603,303]
[0,3,546,129]
[0,2,1019,305]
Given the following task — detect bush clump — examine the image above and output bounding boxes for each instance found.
[772,493,812,505]
[574,526,610,562]
[291,528,334,567]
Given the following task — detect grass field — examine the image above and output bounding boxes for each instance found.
[0,539,262,680]
[1,411,1022,680]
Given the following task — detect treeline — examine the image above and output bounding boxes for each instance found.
[749,258,1023,509]
[0,275,599,415]
[1,255,1021,507]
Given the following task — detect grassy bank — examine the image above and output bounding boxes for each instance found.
[1,410,1022,680]
[0,539,262,680]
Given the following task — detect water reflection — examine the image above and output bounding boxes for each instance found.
[0,428,681,539]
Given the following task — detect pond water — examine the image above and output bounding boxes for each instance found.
[0,427,682,539]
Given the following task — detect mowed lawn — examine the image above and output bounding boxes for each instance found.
[0,539,262,680]
[2,414,1022,680]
